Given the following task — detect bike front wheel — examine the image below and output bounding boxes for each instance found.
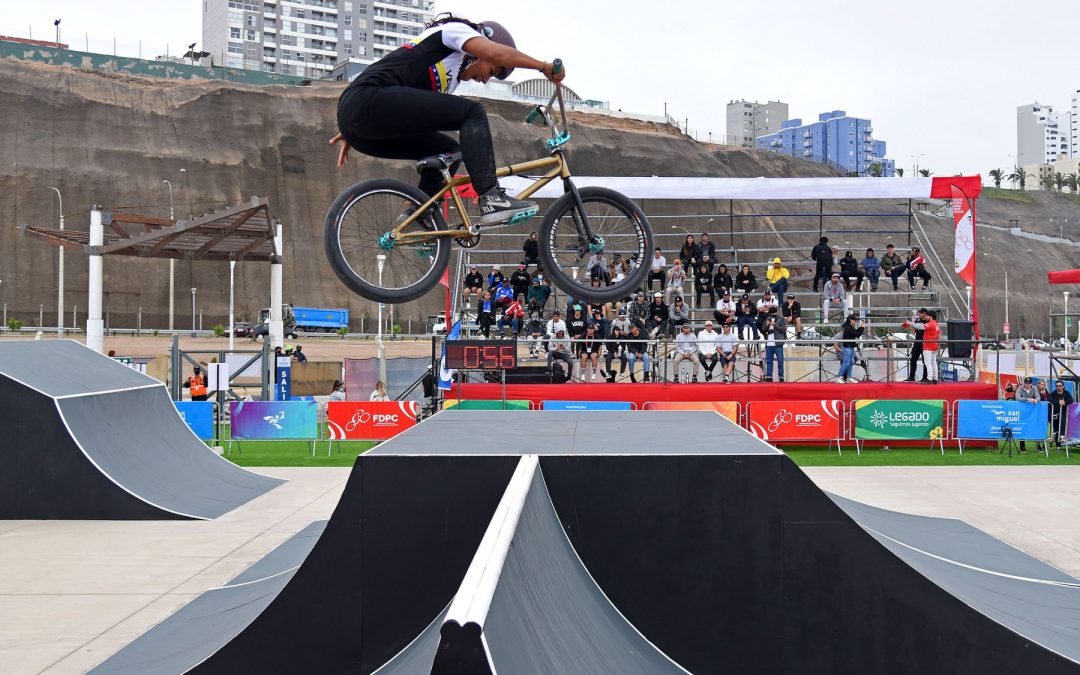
[324,179,451,304]
[538,186,652,304]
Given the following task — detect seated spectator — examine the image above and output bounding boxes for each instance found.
[493,278,514,307]
[497,295,524,337]
[713,264,733,295]
[695,263,715,308]
[696,320,720,382]
[610,309,631,336]
[477,290,496,337]
[527,277,551,311]
[714,289,736,326]
[293,345,307,363]
[646,292,669,337]
[510,263,532,299]
[664,259,688,304]
[576,324,603,381]
[329,379,346,402]
[522,231,540,267]
[624,324,652,382]
[604,325,628,382]
[545,309,566,338]
[782,293,803,337]
[668,296,691,336]
[755,289,779,333]
[548,329,575,382]
[673,323,700,382]
[589,305,609,338]
[822,272,849,322]
[881,244,903,290]
[524,304,545,357]
[735,264,759,295]
[463,264,484,305]
[627,292,650,330]
[766,257,790,297]
[567,305,588,339]
[905,246,932,291]
[735,293,759,340]
[763,307,786,382]
[861,248,881,291]
[716,322,739,383]
[488,264,505,289]
[678,234,701,271]
[699,233,717,271]
[587,250,609,284]
[647,248,666,291]
[839,251,863,291]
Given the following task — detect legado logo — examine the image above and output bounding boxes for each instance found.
[870,410,930,429]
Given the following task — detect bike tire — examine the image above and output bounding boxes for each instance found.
[324,178,451,304]
[538,186,653,304]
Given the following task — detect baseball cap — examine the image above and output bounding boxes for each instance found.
[918,307,928,314]
[787,292,795,298]
[552,310,561,315]
[618,309,626,316]
[831,272,840,278]
[470,264,478,269]
[654,292,663,298]
[493,264,501,269]
[705,320,714,326]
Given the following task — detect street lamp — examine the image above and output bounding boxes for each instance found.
[376,255,387,384]
[1065,291,1071,352]
[50,187,64,335]
[190,287,197,337]
[912,153,924,176]
[163,179,176,331]
[53,19,60,45]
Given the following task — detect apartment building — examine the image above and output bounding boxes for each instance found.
[202,0,435,78]
[1017,102,1069,166]
[755,110,895,177]
[725,100,788,148]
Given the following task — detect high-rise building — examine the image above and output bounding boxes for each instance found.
[755,110,894,177]
[1069,90,1079,159]
[1017,102,1068,166]
[725,100,788,147]
[202,0,435,79]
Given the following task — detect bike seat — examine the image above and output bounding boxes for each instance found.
[415,151,463,174]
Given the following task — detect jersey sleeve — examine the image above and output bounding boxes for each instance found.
[440,22,484,52]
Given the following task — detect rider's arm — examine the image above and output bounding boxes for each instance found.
[461,37,566,82]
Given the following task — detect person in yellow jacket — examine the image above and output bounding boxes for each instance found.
[766,257,790,297]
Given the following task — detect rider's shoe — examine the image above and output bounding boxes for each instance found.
[478,186,538,227]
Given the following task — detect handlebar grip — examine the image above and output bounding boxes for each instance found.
[551,59,563,75]
[525,106,545,126]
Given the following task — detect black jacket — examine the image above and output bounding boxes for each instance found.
[649,301,669,322]
[811,242,833,265]
[522,238,539,259]
[840,322,864,347]
[713,271,733,292]
[735,271,756,292]
[698,240,717,262]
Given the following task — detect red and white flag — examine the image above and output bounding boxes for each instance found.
[951,186,976,285]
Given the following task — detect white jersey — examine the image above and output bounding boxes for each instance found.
[545,319,567,336]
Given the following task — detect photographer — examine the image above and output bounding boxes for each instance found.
[763,307,787,383]
[835,313,865,384]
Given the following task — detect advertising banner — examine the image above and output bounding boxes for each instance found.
[229,400,318,440]
[1065,403,1080,442]
[747,400,843,442]
[643,401,739,423]
[327,401,420,440]
[443,399,531,410]
[955,400,1048,440]
[853,400,945,441]
[174,401,214,440]
[275,356,292,402]
[541,400,633,411]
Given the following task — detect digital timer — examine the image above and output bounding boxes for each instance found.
[445,340,517,370]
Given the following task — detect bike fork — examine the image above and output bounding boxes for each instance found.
[563,179,602,252]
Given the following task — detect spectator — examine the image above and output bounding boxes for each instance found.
[696,320,720,382]
[548,329,575,382]
[839,251,864,291]
[624,324,652,382]
[293,345,308,363]
[673,323,700,382]
[714,289,736,327]
[695,263,715,308]
[735,293,759,340]
[497,295,524,337]
[1049,380,1073,445]
[589,305,609,339]
[665,259,688,304]
[734,264,758,295]
[861,248,881,292]
[647,248,667,291]
[522,231,540,266]
[810,236,833,292]
[545,309,566,339]
[488,264,505,289]
[567,305,588,339]
[904,308,940,384]
[184,366,209,401]
[902,309,926,382]
[463,265,484,305]
[610,309,631,336]
[576,324,603,381]
[755,289,779,334]
[782,293,803,337]
[678,234,701,271]
[646,292,669,337]
[329,379,346,402]
[510,263,532,299]
[369,380,390,401]
[587,250,608,284]
[699,233,717,271]
[1014,377,1040,453]
[668,296,691,336]
[493,278,514,307]
[716,322,739,383]
[906,246,932,291]
[880,244,903,290]
[822,273,849,322]
[835,313,865,383]
[534,265,546,285]
[604,325,628,382]
[766,257,790,297]
[527,277,551,311]
[477,290,496,337]
[763,307,787,382]
[627,292,650,330]
[713,263,733,296]
[524,304,545,357]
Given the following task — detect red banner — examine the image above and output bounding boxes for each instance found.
[327,401,419,440]
[747,400,843,442]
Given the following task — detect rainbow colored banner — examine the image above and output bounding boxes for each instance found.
[643,401,738,423]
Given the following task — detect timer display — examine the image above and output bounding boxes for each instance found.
[445,340,517,370]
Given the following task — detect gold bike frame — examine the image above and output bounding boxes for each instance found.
[391,153,571,244]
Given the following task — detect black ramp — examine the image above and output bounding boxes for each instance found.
[91,522,326,675]
[0,340,154,397]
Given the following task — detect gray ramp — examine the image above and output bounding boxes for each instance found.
[91,521,326,674]
[0,340,155,397]
[368,409,781,456]
[371,606,448,675]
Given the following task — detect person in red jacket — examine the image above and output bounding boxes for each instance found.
[497,295,525,337]
[903,308,940,384]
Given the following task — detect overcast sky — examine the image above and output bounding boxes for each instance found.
[4,0,1078,178]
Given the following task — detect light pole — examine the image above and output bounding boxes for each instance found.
[376,255,387,384]
[1004,268,1009,339]
[228,260,236,351]
[50,187,64,335]
[164,179,175,331]
[1065,291,1070,352]
[53,18,60,45]
[190,287,197,337]
[911,153,924,177]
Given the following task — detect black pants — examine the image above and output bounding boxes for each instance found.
[647,271,665,290]
[814,263,832,291]
[907,268,932,289]
[696,284,715,308]
[908,344,924,380]
[337,85,497,196]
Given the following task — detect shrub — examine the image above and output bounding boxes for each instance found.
[213,324,226,337]
[6,318,23,331]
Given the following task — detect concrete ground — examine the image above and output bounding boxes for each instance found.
[2,466,1079,674]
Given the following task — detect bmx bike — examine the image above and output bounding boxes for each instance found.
[323,60,654,305]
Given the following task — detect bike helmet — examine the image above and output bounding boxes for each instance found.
[478,20,516,79]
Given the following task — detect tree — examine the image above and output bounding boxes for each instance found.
[895,167,904,177]
[918,168,932,177]
[1053,172,1067,192]
[1007,165,1028,190]
[1040,172,1056,191]
[868,162,883,177]
[1067,173,1079,194]
[988,168,1005,188]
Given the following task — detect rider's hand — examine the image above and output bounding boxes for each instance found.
[541,61,566,84]
[329,133,351,168]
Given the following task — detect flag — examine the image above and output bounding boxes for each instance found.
[951,186,976,285]
[439,268,451,330]
[437,320,461,390]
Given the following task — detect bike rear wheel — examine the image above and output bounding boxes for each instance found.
[324,179,451,304]
[538,186,652,304]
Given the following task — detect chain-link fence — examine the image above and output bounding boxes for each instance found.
[344,357,430,401]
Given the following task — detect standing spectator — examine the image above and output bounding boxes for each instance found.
[329,379,346,402]
[184,366,209,401]
[497,295,524,337]
[880,244,903,290]
[576,324,603,381]
[822,273,849,322]
[493,278,514,307]
[627,292,650,330]
[647,248,667,291]
[463,265,484,305]
[695,263,715,308]
[510,263,531,300]
[835,313,865,384]
[766,258,790,297]
[696,321,720,382]
[548,329,575,382]
[782,293,803,337]
[714,289,736,326]
[522,231,540,267]
[488,264,505,289]
[734,264,759,295]
[665,259,688,304]
[861,248,881,291]
[735,293,759,340]
[673,323,700,382]
[604,325,628,382]
[903,309,926,382]
[716,322,739,383]
[763,307,787,383]
[369,380,390,401]
[839,251,864,291]
[906,246,932,291]
[810,236,833,292]
[477,291,496,337]
[713,263,733,296]
[1014,377,1040,453]
[698,233,717,270]
[646,292,669,337]
[293,345,308,363]
[668,296,691,336]
[625,324,652,382]
[1049,380,1074,445]
[904,308,939,384]
[678,234,701,272]
[527,277,551,311]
